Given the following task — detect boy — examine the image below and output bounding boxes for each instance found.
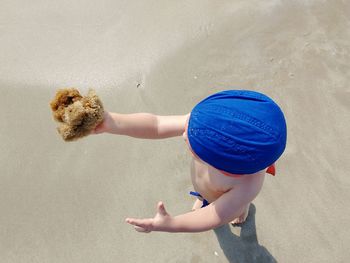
[93,90,287,233]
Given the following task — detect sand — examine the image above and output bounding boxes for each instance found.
[1,0,349,262]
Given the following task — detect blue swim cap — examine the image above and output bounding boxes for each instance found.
[187,90,287,174]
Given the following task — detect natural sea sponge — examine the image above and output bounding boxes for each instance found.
[50,88,104,141]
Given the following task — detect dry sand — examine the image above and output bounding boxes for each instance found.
[1,0,349,262]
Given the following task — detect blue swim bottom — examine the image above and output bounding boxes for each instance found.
[189,191,210,208]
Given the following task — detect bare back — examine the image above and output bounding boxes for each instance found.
[190,155,265,203]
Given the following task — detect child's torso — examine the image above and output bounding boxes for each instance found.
[190,156,265,203]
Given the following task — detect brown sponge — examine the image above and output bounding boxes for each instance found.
[50,88,104,141]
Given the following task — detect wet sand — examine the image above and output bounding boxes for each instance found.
[1,1,349,262]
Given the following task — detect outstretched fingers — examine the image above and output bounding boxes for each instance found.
[125,217,153,233]
[126,201,170,233]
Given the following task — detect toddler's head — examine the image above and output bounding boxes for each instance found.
[186,90,287,175]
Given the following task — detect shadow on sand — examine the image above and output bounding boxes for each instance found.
[214,204,276,263]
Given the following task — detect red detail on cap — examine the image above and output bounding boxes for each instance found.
[266,163,276,176]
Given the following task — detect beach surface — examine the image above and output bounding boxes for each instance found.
[1,1,349,262]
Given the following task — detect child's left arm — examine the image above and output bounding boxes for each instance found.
[126,176,264,233]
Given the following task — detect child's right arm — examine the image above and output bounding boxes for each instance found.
[93,112,190,139]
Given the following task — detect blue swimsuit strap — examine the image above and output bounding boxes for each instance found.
[189,191,209,207]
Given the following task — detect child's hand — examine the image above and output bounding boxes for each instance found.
[125,202,172,233]
[91,111,112,134]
